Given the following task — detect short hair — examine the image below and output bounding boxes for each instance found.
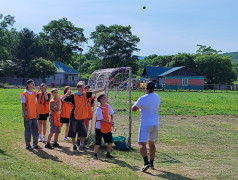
[40,83,46,87]
[146,81,155,93]
[64,86,71,94]
[85,85,90,88]
[97,94,105,103]
[51,88,58,93]
[76,82,84,88]
[26,79,34,89]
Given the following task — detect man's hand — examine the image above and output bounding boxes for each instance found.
[110,121,114,126]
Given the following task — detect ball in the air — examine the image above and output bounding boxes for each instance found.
[143,6,146,9]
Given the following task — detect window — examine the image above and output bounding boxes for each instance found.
[182,79,188,86]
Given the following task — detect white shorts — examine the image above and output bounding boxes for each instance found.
[138,125,159,143]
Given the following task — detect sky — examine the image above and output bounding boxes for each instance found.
[1,0,238,56]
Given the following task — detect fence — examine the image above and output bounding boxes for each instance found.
[0,77,88,87]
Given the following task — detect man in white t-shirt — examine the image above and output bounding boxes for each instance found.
[132,81,160,172]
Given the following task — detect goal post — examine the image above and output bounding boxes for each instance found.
[88,67,133,147]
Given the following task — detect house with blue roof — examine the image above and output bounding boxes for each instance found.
[142,66,204,90]
[46,61,79,86]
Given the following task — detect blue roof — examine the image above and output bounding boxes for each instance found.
[143,66,173,77]
[54,61,78,74]
[159,66,184,76]
[143,66,187,77]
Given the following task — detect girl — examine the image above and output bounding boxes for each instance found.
[37,83,51,142]
[60,86,72,141]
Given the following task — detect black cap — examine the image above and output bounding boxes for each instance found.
[26,79,34,85]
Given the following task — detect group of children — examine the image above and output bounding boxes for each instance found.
[21,79,115,159]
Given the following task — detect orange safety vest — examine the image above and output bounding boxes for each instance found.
[49,99,61,127]
[95,104,112,134]
[87,96,94,119]
[21,90,37,119]
[60,95,72,119]
[37,92,50,114]
[73,92,88,120]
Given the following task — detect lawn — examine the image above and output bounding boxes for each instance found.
[0,88,237,179]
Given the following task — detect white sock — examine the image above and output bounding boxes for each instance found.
[80,143,84,148]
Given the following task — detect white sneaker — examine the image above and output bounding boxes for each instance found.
[38,137,42,142]
[42,136,46,143]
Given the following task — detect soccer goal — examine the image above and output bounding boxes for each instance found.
[88,67,133,147]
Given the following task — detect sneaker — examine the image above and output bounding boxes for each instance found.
[76,140,80,147]
[42,136,46,143]
[45,143,54,149]
[38,137,42,142]
[73,145,77,151]
[33,145,41,149]
[150,166,156,170]
[26,145,33,150]
[53,142,61,148]
[64,137,69,141]
[141,164,150,172]
[93,155,98,160]
[106,154,114,159]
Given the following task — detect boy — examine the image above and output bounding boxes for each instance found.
[21,79,40,150]
[64,82,105,151]
[45,88,61,149]
[93,94,114,159]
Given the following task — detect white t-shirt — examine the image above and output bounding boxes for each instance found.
[134,93,160,126]
[95,104,114,129]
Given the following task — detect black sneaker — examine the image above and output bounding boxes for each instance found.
[141,164,150,172]
[106,154,114,159]
[52,142,61,148]
[76,140,80,147]
[73,145,77,151]
[93,155,98,160]
[33,145,41,149]
[45,143,54,149]
[26,145,33,150]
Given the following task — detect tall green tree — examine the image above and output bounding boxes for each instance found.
[196,44,222,55]
[0,14,16,63]
[169,53,196,70]
[41,18,87,64]
[195,54,237,84]
[89,24,140,72]
[28,58,57,81]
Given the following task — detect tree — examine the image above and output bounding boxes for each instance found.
[195,54,237,84]
[9,28,39,77]
[196,44,222,55]
[89,24,140,73]
[41,18,87,64]
[28,58,57,81]
[0,14,16,63]
[169,53,196,70]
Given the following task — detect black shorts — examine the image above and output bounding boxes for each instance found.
[68,116,87,138]
[60,117,69,124]
[95,129,112,145]
[38,113,49,120]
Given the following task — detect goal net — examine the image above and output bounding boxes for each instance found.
[88,67,133,147]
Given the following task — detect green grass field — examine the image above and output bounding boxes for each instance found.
[0,88,238,179]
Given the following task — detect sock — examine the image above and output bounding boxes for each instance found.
[94,153,97,157]
[39,134,42,138]
[80,143,84,148]
[150,159,154,167]
[143,156,149,165]
[43,135,45,139]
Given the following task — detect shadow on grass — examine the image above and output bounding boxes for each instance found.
[158,152,182,164]
[0,149,11,157]
[145,170,194,180]
[32,149,63,162]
